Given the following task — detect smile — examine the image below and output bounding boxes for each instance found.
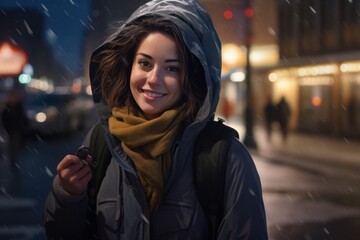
[142,89,166,98]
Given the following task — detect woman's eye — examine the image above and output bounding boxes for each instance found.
[166,66,180,73]
[139,60,151,68]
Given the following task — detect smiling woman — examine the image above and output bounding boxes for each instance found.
[44,1,268,239]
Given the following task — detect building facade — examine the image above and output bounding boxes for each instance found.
[268,0,360,137]
[0,9,68,89]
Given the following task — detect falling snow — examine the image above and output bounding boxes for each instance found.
[45,167,53,177]
[309,6,317,14]
[23,20,33,35]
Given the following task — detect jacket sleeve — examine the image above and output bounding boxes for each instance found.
[218,138,268,240]
[44,175,90,240]
[44,131,93,240]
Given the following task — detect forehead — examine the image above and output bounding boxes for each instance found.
[137,32,179,54]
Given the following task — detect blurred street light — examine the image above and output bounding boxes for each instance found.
[222,43,244,73]
[0,42,27,76]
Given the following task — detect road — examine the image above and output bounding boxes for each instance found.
[0,107,97,240]
[0,111,359,239]
[254,153,360,240]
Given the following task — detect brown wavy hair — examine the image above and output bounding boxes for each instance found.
[92,15,206,122]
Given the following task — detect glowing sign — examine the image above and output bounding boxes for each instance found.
[312,96,322,107]
[0,42,28,76]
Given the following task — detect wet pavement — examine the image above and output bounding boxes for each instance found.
[257,155,360,240]
[227,118,360,169]
[227,118,360,240]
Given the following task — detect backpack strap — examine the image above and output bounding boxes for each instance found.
[82,122,112,239]
[87,122,112,210]
[193,119,239,239]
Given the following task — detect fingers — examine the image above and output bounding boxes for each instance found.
[65,169,92,194]
[57,154,93,194]
[57,154,82,171]
[81,155,93,166]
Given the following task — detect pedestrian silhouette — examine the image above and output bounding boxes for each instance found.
[263,96,277,142]
[348,96,356,126]
[1,90,29,165]
[222,97,233,120]
[276,96,291,143]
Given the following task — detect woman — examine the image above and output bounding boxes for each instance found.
[44,0,268,239]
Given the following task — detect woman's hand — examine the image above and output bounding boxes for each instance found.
[57,154,93,194]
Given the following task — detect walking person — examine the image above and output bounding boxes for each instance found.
[44,1,268,239]
[277,96,291,143]
[264,96,277,142]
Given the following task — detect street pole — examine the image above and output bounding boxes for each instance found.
[243,0,257,149]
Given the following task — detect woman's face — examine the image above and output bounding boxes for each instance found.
[130,32,183,120]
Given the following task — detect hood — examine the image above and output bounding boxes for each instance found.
[90,0,221,126]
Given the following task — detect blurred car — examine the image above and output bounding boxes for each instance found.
[25,92,94,136]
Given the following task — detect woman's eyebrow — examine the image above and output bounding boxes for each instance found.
[136,52,180,63]
[136,52,152,59]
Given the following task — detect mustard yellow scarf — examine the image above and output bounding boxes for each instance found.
[108,105,185,211]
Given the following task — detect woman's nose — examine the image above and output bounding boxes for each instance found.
[147,67,162,85]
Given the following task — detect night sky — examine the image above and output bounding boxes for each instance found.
[0,0,92,76]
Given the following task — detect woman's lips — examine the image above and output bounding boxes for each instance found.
[142,89,166,98]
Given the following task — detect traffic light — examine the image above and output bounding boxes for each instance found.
[244,7,254,17]
[223,9,233,20]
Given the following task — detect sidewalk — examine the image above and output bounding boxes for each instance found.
[226,119,360,169]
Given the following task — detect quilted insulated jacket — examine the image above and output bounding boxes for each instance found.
[44,0,268,239]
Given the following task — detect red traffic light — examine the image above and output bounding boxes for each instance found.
[224,10,233,20]
[244,7,254,17]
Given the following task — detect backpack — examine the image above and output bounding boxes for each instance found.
[86,118,239,239]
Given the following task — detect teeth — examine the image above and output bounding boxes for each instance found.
[143,90,164,97]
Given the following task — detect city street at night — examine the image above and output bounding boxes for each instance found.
[233,119,360,240]
[1,0,360,239]
[0,112,360,240]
